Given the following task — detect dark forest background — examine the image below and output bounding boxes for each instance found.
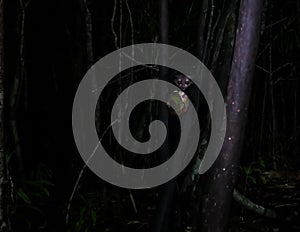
[0,0,299,231]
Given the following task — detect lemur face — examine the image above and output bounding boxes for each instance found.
[174,75,192,91]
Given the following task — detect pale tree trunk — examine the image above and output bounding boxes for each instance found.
[0,0,8,230]
[198,0,264,231]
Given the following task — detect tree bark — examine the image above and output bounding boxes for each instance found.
[152,1,173,232]
[0,0,8,230]
[198,0,264,231]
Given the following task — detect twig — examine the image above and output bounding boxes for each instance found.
[111,0,119,49]
[66,120,118,225]
[202,0,215,63]
[129,190,138,214]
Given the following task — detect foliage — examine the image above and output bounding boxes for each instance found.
[8,163,54,232]
[67,192,103,232]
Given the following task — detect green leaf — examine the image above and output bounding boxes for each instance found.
[75,219,84,232]
[259,159,266,169]
[244,166,252,175]
[249,176,257,185]
[17,188,32,204]
[25,179,54,187]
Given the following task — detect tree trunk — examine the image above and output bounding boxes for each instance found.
[198,0,264,231]
[152,1,173,232]
[0,0,8,229]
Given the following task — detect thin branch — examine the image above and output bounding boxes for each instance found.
[264,17,288,30]
[125,0,134,46]
[203,0,215,63]
[129,190,138,214]
[65,120,118,225]
[256,64,270,74]
[233,189,277,219]
[119,0,123,48]
[111,0,119,49]
[197,0,209,59]
[83,0,94,69]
